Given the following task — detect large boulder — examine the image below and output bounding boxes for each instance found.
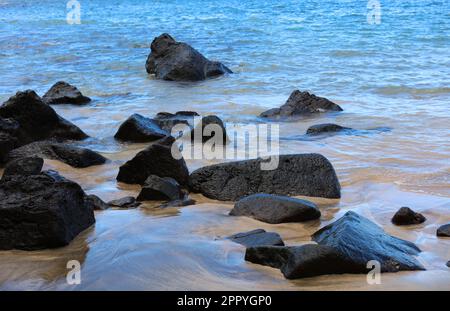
[230,194,320,224]
[114,114,169,142]
[145,33,232,81]
[437,224,450,237]
[245,211,424,279]
[391,207,426,226]
[116,138,189,186]
[189,154,341,201]
[260,90,343,118]
[0,170,95,250]
[136,174,184,201]
[42,81,91,105]
[312,211,425,272]
[6,141,107,168]
[228,229,284,248]
[0,90,87,163]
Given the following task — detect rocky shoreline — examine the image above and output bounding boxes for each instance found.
[0,33,449,281]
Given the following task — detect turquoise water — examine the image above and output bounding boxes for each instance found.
[0,0,449,290]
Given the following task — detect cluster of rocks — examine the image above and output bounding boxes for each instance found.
[1,33,448,276]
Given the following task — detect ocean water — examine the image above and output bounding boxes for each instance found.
[0,0,449,290]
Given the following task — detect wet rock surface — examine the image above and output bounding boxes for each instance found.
[189,154,341,200]
[107,196,141,209]
[312,211,425,272]
[145,33,232,81]
[391,207,426,225]
[42,81,91,105]
[6,141,107,168]
[306,123,352,135]
[0,90,87,147]
[228,229,284,247]
[260,90,343,118]
[230,193,321,224]
[245,211,425,279]
[114,114,169,142]
[117,138,189,186]
[1,157,44,179]
[137,175,184,201]
[437,224,450,237]
[85,194,110,211]
[191,115,228,144]
[0,170,95,250]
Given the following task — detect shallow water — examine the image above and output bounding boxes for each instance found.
[0,0,449,290]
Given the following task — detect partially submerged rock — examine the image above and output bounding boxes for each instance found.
[228,229,284,247]
[6,141,107,168]
[117,138,189,186]
[136,175,184,201]
[245,211,424,279]
[153,111,198,133]
[306,123,351,135]
[145,33,232,81]
[107,196,141,209]
[189,154,341,201]
[2,157,43,179]
[0,90,87,145]
[85,194,110,211]
[114,114,169,142]
[391,207,426,225]
[312,211,425,272]
[158,197,196,208]
[230,194,320,224]
[246,244,364,279]
[0,170,95,250]
[437,224,450,237]
[43,81,91,105]
[260,90,343,118]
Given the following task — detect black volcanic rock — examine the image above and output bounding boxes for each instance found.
[0,90,87,162]
[391,207,426,225]
[158,197,196,208]
[230,194,320,224]
[446,261,450,268]
[245,211,424,279]
[228,229,284,247]
[85,194,110,211]
[107,196,141,209]
[117,138,189,186]
[312,211,425,272]
[189,154,341,201]
[137,175,183,201]
[114,114,169,142]
[191,115,228,144]
[245,244,364,279]
[43,81,91,105]
[145,33,232,81]
[6,141,107,168]
[260,90,343,118]
[306,123,351,135]
[153,111,199,133]
[2,157,43,179]
[437,224,450,237]
[0,170,95,250]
